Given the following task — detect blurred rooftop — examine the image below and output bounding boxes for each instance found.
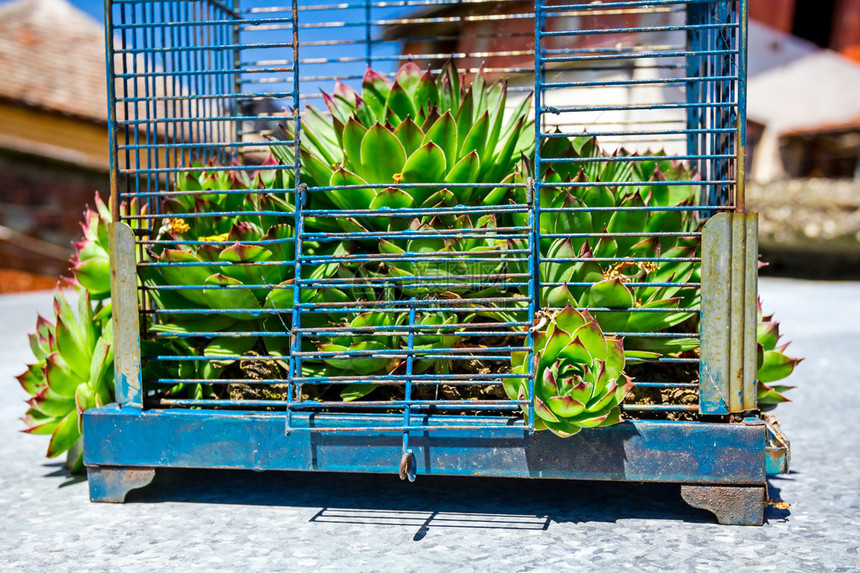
[0,0,107,122]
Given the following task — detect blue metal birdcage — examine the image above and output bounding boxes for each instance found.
[83,0,787,525]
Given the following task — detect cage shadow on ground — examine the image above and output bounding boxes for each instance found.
[41,464,792,532]
[128,468,719,527]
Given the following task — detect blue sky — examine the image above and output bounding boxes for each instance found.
[68,0,103,22]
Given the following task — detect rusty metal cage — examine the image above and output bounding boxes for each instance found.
[84,0,785,525]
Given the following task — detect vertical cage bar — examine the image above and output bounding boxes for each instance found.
[286,0,302,432]
[706,2,716,205]
[119,2,134,221]
[736,0,748,212]
[196,2,208,160]
[364,0,372,67]
[528,0,546,434]
[232,0,243,162]
[685,2,702,168]
[401,301,417,450]
[142,0,155,211]
[156,1,171,178]
[129,4,142,224]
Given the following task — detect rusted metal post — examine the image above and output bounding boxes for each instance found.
[700,213,759,414]
[109,221,143,408]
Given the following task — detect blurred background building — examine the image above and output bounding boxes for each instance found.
[1,0,859,289]
[0,0,110,291]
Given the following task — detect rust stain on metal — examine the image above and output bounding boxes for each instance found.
[764,413,791,474]
[700,213,759,414]
[87,466,156,503]
[681,484,765,526]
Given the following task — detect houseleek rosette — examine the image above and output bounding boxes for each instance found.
[539,238,700,359]
[144,165,310,379]
[514,135,700,252]
[273,60,534,232]
[314,310,401,401]
[505,305,633,437]
[17,194,129,470]
[500,137,703,358]
[307,280,464,401]
[756,299,802,406]
[66,193,112,298]
[18,290,113,472]
[379,214,509,298]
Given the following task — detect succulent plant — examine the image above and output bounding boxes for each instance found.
[66,193,112,298]
[162,157,294,238]
[18,290,113,472]
[272,60,535,232]
[515,136,700,253]
[496,137,702,360]
[312,310,401,401]
[142,165,309,385]
[505,305,633,437]
[378,214,510,297]
[65,192,149,298]
[17,193,126,471]
[535,238,700,359]
[304,269,465,400]
[756,299,802,406]
[18,64,802,469]
[408,312,461,375]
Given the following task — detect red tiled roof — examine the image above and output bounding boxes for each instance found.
[0,0,108,122]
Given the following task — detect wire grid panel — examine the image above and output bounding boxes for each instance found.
[108,0,744,429]
[109,0,539,432]
[535,0,743,416]
[286,0,539,431]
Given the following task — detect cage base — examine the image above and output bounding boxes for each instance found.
[681,485,766,526]
[84,404,767,523]
[87,465,156,503]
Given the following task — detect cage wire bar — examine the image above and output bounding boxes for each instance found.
[89,0,775,520]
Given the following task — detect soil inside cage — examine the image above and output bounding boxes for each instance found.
[150,343,709,423]
[624,358,701,422]
[211,344,515,416]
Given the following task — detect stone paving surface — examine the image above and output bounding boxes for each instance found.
[1,278,858,571]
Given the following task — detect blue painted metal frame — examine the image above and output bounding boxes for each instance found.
[89,0,782,516]
[85,405,766,484]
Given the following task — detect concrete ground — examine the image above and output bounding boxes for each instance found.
[0,278,858,571]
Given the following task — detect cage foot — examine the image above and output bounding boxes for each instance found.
[87,466,156,503]
[681,485,765,526]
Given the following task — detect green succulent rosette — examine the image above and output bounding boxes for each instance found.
[505,305,633,437]
[756,298,802,406]
[18,290,114,472]
[273,60,534,232]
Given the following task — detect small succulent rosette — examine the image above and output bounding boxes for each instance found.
[505,305,634,437]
